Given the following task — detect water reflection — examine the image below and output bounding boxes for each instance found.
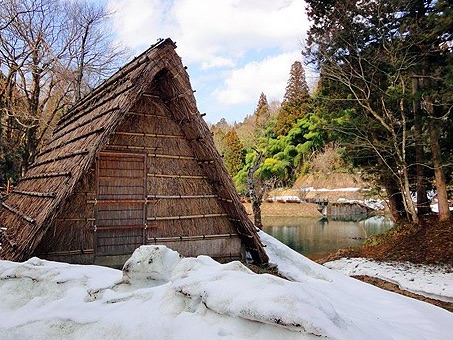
[262,215,393,260]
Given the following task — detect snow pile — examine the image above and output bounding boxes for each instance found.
[307,187,361,192]
[1,239,453,339]
[324,257,453,303]
[266,195,302,203]
[122,245,182,284]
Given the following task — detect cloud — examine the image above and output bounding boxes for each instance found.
[173,0,308,64]
[106,0,314,122]
[107,0,308,65]
[214,51,303,105]
[107,0,178,49]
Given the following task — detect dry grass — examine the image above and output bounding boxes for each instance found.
[243,202,322,218]
[295,172,366,190]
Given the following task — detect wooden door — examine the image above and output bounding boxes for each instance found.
[95,152,146,255]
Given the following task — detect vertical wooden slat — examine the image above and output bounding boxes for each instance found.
[94,151,147,255]
[143,153,148,244]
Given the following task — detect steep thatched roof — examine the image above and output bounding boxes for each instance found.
[0,38,268,265]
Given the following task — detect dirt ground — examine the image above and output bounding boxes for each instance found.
[317,215,453,265]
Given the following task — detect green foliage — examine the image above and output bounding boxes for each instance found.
[213,61,334,192]
[260,157,289,180]
[232,106,330,189]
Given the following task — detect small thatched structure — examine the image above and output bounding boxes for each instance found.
[0,38,268,267]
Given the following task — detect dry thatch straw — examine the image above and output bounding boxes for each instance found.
[0,38,268,266]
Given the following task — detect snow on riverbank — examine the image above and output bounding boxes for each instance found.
[1,233,452,339]
[323,257,453,303]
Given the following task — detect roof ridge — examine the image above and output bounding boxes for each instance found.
[57,38,175,127]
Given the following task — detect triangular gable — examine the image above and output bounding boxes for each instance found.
[0,39,268,265]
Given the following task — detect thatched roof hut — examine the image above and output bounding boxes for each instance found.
[0,38,268,267]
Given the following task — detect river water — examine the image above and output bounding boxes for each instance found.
[262,215,394,260]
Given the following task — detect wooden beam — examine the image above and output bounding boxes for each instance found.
[1,203,36,224]
[147,213,228,221]
[53,107,119,141]
[19,171,71,181]
[147,153,196,160]
[88,199,146,205]
[37,249,95,256]
[95,225,147,231]
[147,233,240,243]
[39,127,105,157]
[147,173,208,179]
[28,149,89,169]
[142,93,160,99]
[147,194,217,199]
[114,131,185,139]
[12,190,56,198]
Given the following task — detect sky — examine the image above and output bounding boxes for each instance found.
[105,0,315,124]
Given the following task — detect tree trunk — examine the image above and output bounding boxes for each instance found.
[428,119,452,222]
[383,173,407,222]
[251,201,263,230]
[376,156,408,222]
[400,171,419,224]
[377,157,407,222]
[247,151,264,229]
[0,114,4,186]
[412,77,431,215]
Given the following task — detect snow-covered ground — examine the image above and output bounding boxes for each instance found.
[323,257,453,303]
[1,232,452,339]
[267,190,386,211]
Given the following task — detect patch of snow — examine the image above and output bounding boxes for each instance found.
[430,203,453,213]
[324,258,453,303]
[266,195,301,203]
[335,198,385,210]
[122,245,182,284]
[312,187,361,192]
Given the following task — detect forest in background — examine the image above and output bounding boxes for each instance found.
[212,0,453,226]
[1,0,452,227]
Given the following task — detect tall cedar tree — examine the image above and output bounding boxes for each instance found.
[273,61,310,136]
[222,129,244,177]
[254,92,270,128]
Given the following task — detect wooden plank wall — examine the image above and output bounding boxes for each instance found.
[95,95,241,259]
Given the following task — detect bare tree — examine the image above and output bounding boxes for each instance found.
[0,0,128,179]
[64,1,128,102]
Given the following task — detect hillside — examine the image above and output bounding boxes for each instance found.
[294,171,370,201]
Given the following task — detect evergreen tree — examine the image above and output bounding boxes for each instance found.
[282,61,309,105]
[305,0,453,223]
[254,92,270,128]
[273,61,310,136]
[222,129,244,177]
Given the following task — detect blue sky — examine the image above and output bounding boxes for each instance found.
[106,0,316,124]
